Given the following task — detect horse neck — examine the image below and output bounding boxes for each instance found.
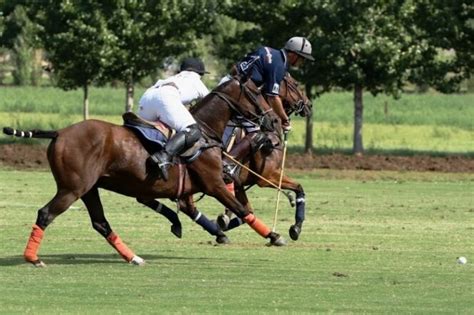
[192,94,232,138]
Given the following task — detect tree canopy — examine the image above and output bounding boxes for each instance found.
[1,0,472,153]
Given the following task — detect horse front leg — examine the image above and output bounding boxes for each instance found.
[136,198,182,238]
[24,189,79,267]
[177,197,230,244]
[218,182,256,232]
[81,188,144,265]
[259,174,306,241]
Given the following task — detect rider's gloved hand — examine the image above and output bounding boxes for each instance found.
[282,119,292,132]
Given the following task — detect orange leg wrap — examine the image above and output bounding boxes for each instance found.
[243,213,271,238]
[24,224,44,262]
[225,182,235,195]
[225,183,235,214]
[106,232,135,262]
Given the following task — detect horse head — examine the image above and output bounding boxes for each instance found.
[215,77,276,132]
[279,73,312,118]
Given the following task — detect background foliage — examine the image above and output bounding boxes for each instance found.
[0,0,472,154]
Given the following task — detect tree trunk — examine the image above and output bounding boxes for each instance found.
[353,84,364,155]
[304,84,314,154]
[83,84,89,120]
[125,80,134,112]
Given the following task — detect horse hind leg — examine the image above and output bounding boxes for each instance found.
[82,188,144,265]
[136,198,182,238]
[25,190,79,267]
[178,197,230,245]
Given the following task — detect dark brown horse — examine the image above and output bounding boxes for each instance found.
[3,77,285,267]
[145,74,311,242]
[217,74,312,240]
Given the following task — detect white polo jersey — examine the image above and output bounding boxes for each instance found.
[151,71,209,105]
[138,71,209,131]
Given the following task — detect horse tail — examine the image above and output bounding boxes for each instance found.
[3,127,58,139]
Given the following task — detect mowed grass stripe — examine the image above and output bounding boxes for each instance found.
[0,169,472,314]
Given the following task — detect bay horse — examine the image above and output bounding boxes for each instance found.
[217,74,312,241]
[142,74,312,242]
[3,77,285,267]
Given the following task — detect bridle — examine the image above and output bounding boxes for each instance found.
[211,78,274,130]
[281,75,310,117]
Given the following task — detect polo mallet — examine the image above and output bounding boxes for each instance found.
[271,131,289,232]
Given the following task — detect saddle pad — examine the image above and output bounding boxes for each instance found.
[124,124,168,149]
[122,112,173,138]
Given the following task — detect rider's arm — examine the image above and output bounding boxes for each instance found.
[260,48,291,131]
[266,95,291,131]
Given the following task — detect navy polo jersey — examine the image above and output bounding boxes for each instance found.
[236,47,288,95]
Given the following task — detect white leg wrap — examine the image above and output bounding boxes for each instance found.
[130,255,145,266]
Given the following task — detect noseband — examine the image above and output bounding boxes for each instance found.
[281,76,309,116]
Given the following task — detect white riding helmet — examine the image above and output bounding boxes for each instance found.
[284,37,314,61]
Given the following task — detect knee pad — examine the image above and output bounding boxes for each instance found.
[251,132,273,154]
[183,124,202,146]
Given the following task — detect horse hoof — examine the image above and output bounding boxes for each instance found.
[272,236,288,246]
[29,260,47,268]
[268,232,287,246]
[289,224,301,241]
[171,224,182,238]
[216,235,231,245]
[216,214,230,231]
[130,255,146,266]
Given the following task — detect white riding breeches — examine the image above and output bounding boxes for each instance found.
[138,86,196,131]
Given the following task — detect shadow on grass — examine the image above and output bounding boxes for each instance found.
[0,253,219,266]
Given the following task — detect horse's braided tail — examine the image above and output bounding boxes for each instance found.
[3,127,58,139]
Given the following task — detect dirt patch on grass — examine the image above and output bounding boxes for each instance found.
[1,143,473,173]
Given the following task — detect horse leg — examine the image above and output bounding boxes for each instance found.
[136,198,182,238]
[209,183,286,246]
[25,189,79,267]
[178,197,230,245]
[289,186,305,241]
[81,187,144,265]
[218,182,254,232]
[218,132,266,230]
[216,182,236,231]
[260,174,306,241]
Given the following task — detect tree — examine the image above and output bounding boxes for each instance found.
[293,1,424,154]
[103,1,218,112]
[34,1,116,119]
[224,0,473,154]
[408,0,473,92]
[1,4,41,85]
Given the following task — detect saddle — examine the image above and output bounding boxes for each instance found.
[122,112,204,162]
[123,112,174,139]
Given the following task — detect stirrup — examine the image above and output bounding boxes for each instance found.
[148,152,172,180]
[223,163,237,176]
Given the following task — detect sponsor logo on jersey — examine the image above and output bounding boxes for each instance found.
[239,56,260,72]
[264,47,272,64]
[272,83,280,94]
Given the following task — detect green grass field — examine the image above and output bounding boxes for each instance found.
[0,168,472,314]
[1,86,473,154]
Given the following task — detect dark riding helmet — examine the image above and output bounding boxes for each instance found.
[180,57,210,75]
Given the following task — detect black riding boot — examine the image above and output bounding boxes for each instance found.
[148,124,201,180]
